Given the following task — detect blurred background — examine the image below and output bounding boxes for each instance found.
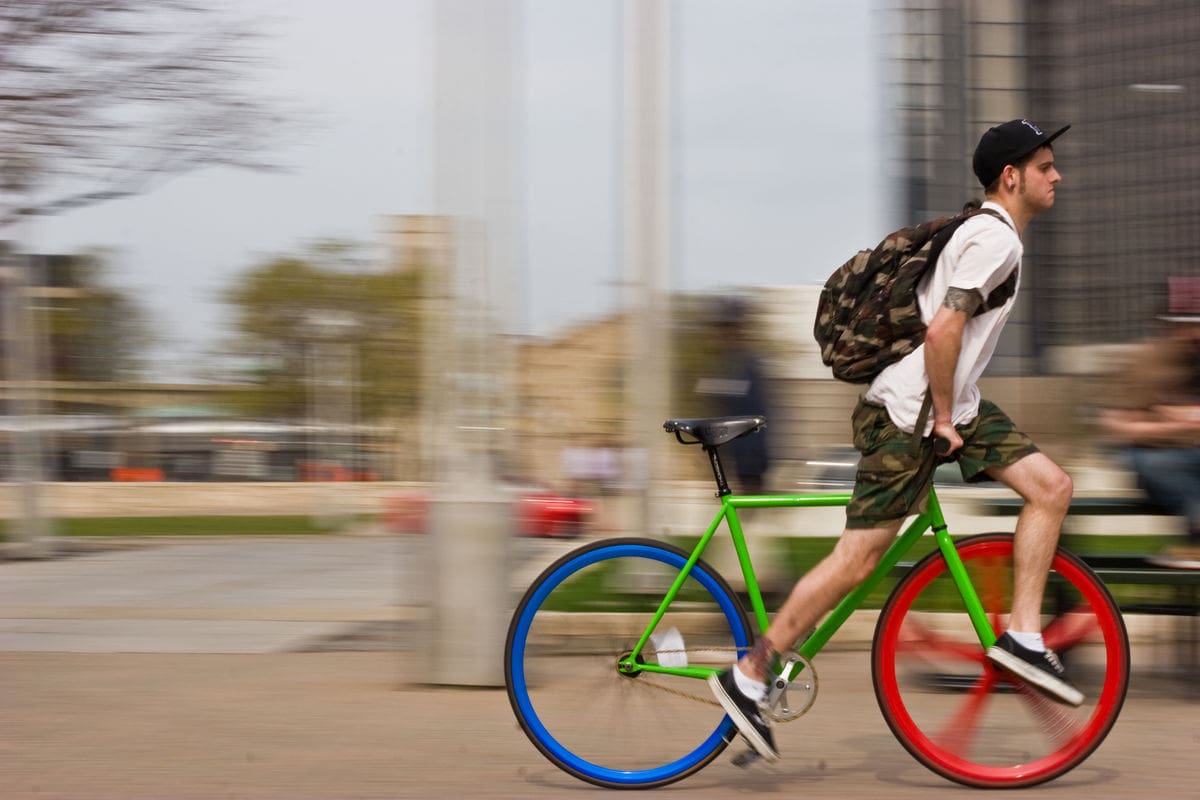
[1,0,1198,552]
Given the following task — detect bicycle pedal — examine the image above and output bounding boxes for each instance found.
[765,657,818,722]
[730,748,763,768]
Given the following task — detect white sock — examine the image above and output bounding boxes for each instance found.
[733,664,768,703]
[1007,630,1045,652]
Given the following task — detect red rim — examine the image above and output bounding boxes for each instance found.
[872,534,1129,788]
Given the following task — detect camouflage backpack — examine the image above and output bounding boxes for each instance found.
[813,206,1017,384]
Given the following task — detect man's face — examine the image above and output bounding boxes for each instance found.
[1017,145,1062,211]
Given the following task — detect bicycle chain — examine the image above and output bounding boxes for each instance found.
[637,647,818,724]
[635,647,727,709]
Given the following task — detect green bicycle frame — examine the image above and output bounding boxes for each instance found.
[618,486,998,680]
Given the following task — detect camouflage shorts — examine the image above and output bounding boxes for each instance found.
[845,397,1039,528]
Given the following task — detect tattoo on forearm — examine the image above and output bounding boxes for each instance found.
[943,287,983,314]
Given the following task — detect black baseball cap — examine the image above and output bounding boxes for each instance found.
[973,119,1070,188]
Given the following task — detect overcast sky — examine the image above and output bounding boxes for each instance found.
[29,0,888,382]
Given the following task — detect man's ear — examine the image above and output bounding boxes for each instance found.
[1002,164,1020,192]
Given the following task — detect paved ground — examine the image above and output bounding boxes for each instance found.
[2,535,1198,799]
[0,536,420,654]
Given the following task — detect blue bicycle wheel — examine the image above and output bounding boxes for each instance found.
[505,537,752,789]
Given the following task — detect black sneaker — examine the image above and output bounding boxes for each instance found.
[986,632,1084,707]
[707,668,778,762]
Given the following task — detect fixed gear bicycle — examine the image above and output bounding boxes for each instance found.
[504,415,1129,789]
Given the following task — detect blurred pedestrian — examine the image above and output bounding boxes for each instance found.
[694,297,771,494]
[1098,277,1200,569]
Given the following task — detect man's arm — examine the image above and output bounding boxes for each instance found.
[1098,405,1200,446]
[923,287,980,452]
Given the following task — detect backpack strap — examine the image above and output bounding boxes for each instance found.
[910,390,934,455]
[966,207,1019,313]
[911,205,1017,454]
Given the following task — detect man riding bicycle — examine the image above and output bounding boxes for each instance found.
[710,119,1081,762]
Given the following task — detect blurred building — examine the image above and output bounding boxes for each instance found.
[887,0,1200,373]
[385,215,452,275]
[511,316,630,489]
[504,285,1088,491]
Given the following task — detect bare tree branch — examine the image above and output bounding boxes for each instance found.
[0,0,304,228]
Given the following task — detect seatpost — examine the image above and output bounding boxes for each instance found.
[705,446,732,497]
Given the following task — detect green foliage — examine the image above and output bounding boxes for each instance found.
[220,240,425,421]
[0,516,354,539]
[39,251,149,384]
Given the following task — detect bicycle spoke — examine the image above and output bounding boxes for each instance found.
[896,617,988,665]
[934,672,997,756]
[1014,685,1085,749]
[1042,606,1101,654]
[505,539,751,789]
[873,534,1129,788]
[976,555,1009,635]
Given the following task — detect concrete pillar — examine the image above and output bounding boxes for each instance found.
[1,254,52,559]
[427,0,520,686]
[621,0,673,536]
[428,488,512,685]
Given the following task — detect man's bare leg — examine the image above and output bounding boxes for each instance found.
[983,451,1082,705]
[737,522,902,681]
[986,452,1073,631]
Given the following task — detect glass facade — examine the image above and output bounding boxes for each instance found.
[887,0,1200,370]
[1027,0,1200,351]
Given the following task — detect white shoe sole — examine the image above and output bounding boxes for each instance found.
[707,674,779,762]
[986,647,1084,707]
[1147,554,1200,570]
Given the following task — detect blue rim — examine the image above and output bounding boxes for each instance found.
[508,541,749,786]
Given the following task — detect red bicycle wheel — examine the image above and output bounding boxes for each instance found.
[872,533,1129,788]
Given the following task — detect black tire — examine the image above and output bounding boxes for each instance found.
[504,537,753,789]
[872,533,1130,787]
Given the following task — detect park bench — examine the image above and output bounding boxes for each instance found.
[973,495,1199,684]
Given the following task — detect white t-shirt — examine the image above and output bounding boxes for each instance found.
[863,202,1022,435]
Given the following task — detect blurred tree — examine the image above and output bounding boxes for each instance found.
[41,251,149,382]
[0,0,300,228]
[220,241,425,422]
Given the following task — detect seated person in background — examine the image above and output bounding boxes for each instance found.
[1098,279,1200,569]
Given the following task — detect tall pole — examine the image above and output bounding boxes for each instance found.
[427,0,520,686]
[1,253,51,558]
[622,0,673,535]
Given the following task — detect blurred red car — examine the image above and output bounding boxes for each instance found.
[387,487,592,538]
[515,489,592,538]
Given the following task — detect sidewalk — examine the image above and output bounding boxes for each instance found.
[1,535,1198,798]
[0,535,413,653]
[4,648,1199,799]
